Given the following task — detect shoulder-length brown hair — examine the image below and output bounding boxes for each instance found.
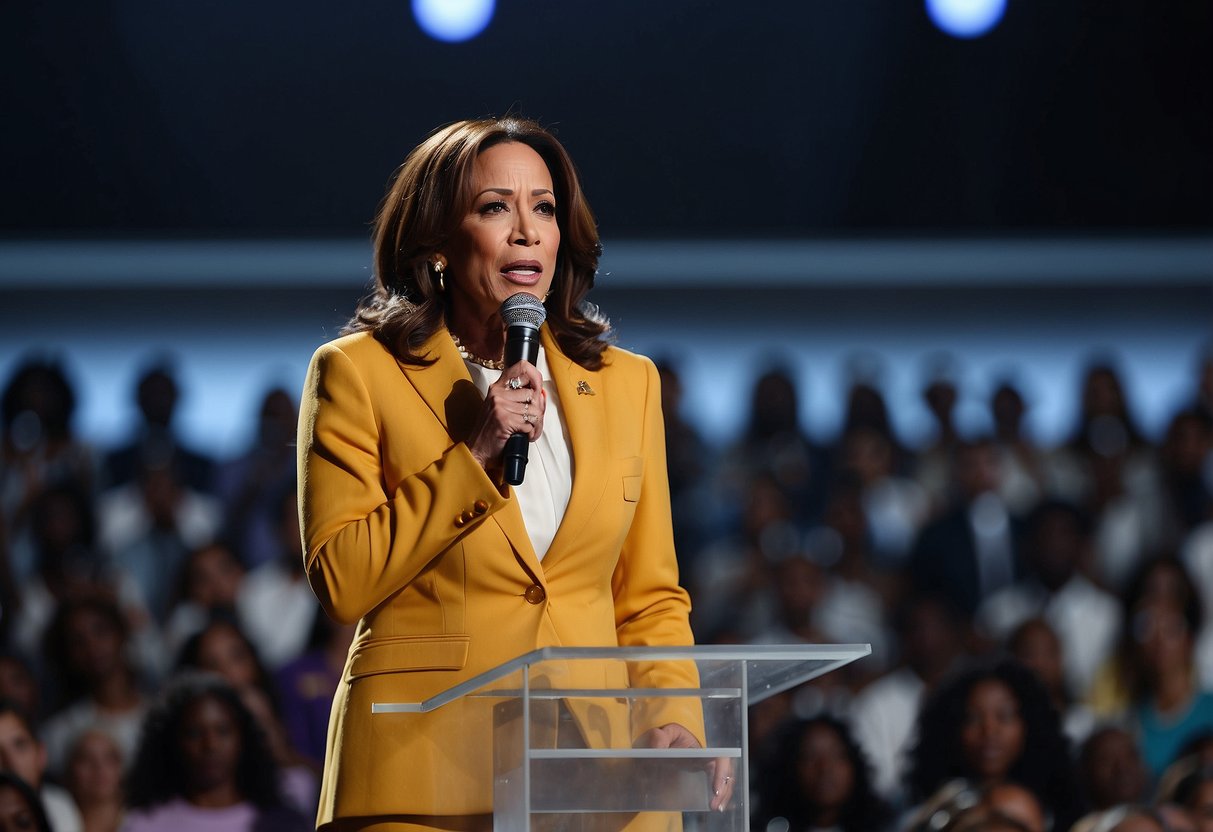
[345,116,611,369]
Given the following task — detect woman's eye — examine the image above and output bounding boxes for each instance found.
[536,200,556,216]
[478,201,508,215]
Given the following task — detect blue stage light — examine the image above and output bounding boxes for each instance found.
[925,0,1006,39]
[412,0,496,43]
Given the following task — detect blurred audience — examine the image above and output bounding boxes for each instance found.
[1,344,1211,830]
[909,438,1023,617]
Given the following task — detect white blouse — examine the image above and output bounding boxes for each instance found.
[463,345,573,561]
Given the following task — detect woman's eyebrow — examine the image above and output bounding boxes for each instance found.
[474,188,554,197]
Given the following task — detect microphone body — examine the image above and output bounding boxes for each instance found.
[500,294,547,486]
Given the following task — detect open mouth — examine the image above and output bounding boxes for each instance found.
[501,261,543,282]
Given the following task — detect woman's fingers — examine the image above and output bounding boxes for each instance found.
[468,363,547,470]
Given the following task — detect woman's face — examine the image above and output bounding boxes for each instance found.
[796,722,854,811]
[196,626,259,689]
[959,679,1026,782]
[178,696,242,795]
[444,141,560,334]
[0,785,37,832]
[66,731,124,804]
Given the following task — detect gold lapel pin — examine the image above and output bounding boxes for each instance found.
[576,380,595,396]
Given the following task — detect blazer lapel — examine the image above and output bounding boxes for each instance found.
[541,325,609,567]
[396,329,543,578]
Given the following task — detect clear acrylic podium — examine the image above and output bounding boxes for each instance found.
[372,644,869,831]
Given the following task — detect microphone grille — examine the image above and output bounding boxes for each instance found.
[500,293,547,329]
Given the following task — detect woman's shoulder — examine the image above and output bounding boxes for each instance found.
[595,344,657,379]
[310,330,389,363]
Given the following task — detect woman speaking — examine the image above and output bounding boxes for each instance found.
[297,116,732,831]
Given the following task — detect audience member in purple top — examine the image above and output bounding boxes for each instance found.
[175,619,317,811]
[123,672,308,832]
[275,614,354,770]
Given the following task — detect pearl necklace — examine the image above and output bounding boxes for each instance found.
[450,332,505,370]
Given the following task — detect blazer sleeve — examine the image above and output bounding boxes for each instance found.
[609,356,704,744]
[297,342,507,625]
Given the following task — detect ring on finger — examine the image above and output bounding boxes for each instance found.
[507,377,523,390]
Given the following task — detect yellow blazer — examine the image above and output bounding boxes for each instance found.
[297,325,699,825]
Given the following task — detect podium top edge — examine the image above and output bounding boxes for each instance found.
[372,644,872,714]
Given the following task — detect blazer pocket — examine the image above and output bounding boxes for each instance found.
[346,634,471,681]
[621,456,644,502]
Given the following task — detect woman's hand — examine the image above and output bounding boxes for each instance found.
[634,723,736,813]
[466,360,546,474]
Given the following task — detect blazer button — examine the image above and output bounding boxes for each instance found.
[473,499,489,515]
[460,510,474,524]
[454,515,467,528]
[524,584,546,605]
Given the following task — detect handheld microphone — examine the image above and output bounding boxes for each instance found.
[500,293,547,486]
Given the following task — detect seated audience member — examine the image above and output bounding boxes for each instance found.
[851,591,968,801]
[1097,557,1213,780]
[161,541,246,664]
[176,618,317,811]
[838,426,929,568]
[213,387,298,571]
[235,483,317,670]
[39,595,148,776]
[715,363,831,531]
[0,771,53,832]
[752,541,890,680]
[977,499,1120,701]
[1077,725,1149,810]
[0,699,82,831]
[63,729,125,832]
[0,355,95,585]
[98,453,222,623]
[911,357,963,513]
[103,361,214,495]
[908,438,1024,619]
[989,379,1047,516]
[905,660,1082,831]
[754,715,892,832]
[123,673,309,832]
[1007,616,1097,743]
[1157,408,1213,551]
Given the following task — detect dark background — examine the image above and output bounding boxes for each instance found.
[5,0,1211,236]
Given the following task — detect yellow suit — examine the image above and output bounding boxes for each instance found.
[297,325,699,827]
